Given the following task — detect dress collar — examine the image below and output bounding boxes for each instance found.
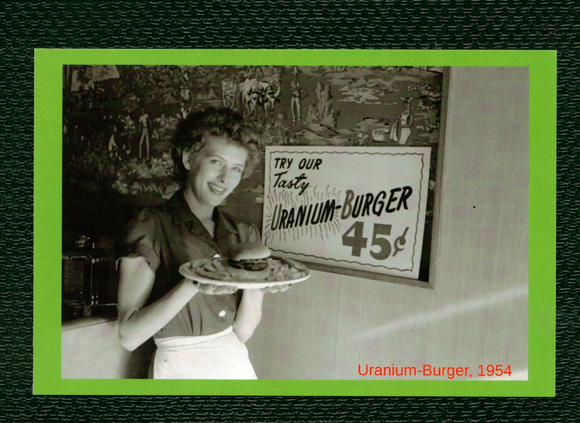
[167,189,238,237]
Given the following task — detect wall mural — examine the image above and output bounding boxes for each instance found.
[62,65,443,241]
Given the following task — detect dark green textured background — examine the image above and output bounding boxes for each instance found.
[1,1,576,421]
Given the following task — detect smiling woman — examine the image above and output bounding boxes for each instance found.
[115,108,282,379]
[182,135,249,229]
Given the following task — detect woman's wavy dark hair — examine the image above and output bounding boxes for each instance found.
[172,107,262,183]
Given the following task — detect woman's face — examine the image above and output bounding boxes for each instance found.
[183,134,248,210]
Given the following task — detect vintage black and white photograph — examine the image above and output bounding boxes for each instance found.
[60,65,528,381]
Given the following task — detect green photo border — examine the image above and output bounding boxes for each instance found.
[34,49,556,396]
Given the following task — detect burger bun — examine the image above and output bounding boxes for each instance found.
[230,242,271,261]
[228,242,272,273]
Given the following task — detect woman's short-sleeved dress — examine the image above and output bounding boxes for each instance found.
[118,189,261,378]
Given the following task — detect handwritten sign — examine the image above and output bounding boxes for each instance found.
[262,146,431,279]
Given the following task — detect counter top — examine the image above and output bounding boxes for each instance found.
[62,315,117,332]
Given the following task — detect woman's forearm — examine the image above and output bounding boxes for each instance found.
[117,257,200,351]
[233,289,264,343]
[118,278,199,351]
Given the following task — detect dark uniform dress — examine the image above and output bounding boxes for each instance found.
[119,189,260,379]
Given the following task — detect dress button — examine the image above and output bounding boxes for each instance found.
[218,310,226,317]
[213,253,221,258]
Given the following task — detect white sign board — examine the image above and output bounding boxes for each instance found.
[262,146,431,280]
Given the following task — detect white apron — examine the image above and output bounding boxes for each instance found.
[151,326,257,379]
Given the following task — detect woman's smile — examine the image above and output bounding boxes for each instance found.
[208,182,228,196]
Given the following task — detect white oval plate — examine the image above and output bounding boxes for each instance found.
[179,257,311,289]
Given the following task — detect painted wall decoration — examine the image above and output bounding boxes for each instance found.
[263,147,431,279]
[63,65,443,279]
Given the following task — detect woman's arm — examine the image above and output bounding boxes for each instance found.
[233,289,264,343]
[117,256,199,351]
